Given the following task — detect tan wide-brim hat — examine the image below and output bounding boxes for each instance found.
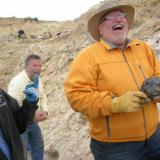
[88,1,135,41]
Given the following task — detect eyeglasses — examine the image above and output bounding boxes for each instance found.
[99,13,127,24]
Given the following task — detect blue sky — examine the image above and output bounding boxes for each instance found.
[0,0,102,21]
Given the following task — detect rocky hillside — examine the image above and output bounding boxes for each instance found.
[0,0,160,159]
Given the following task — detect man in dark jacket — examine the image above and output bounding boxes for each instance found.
[0,76,39,160]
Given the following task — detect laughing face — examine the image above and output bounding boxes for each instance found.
[25,59,41,80]
[99,10,128,47]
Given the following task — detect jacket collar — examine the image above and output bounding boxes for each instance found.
[22,70,32,83]
[99,37,140,50]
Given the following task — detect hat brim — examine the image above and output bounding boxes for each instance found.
[88,5,135,41]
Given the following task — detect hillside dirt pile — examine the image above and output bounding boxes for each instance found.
[0,0,160,159]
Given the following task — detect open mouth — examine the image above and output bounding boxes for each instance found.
[112,24,123,30]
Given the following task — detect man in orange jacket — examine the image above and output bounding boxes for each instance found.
[64,0,160,160]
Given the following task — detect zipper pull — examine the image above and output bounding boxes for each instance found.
[139,65,146,80]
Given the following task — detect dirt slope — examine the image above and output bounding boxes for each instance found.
[0,0,160,159]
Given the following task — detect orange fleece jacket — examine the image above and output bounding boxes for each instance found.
[64,39,160,142]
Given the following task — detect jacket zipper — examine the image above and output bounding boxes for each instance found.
[138,65,148,146]
[106,116,110,142]
[121,49,148,142]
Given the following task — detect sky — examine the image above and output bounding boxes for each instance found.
[0,0,102,21]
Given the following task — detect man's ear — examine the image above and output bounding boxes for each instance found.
[99,24,103,36]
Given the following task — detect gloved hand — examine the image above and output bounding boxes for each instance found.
[111,91,150,113]
[24,87,39,103]
[24,74,39,103]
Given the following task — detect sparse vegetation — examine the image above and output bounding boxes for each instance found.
[24,17,39,22]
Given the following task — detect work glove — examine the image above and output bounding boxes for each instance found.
[140,76,160,100]
[23,74,39,103]
[24,87,39,103]
[111,91,150,113]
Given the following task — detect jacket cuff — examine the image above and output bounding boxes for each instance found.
[101,93,114,116]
